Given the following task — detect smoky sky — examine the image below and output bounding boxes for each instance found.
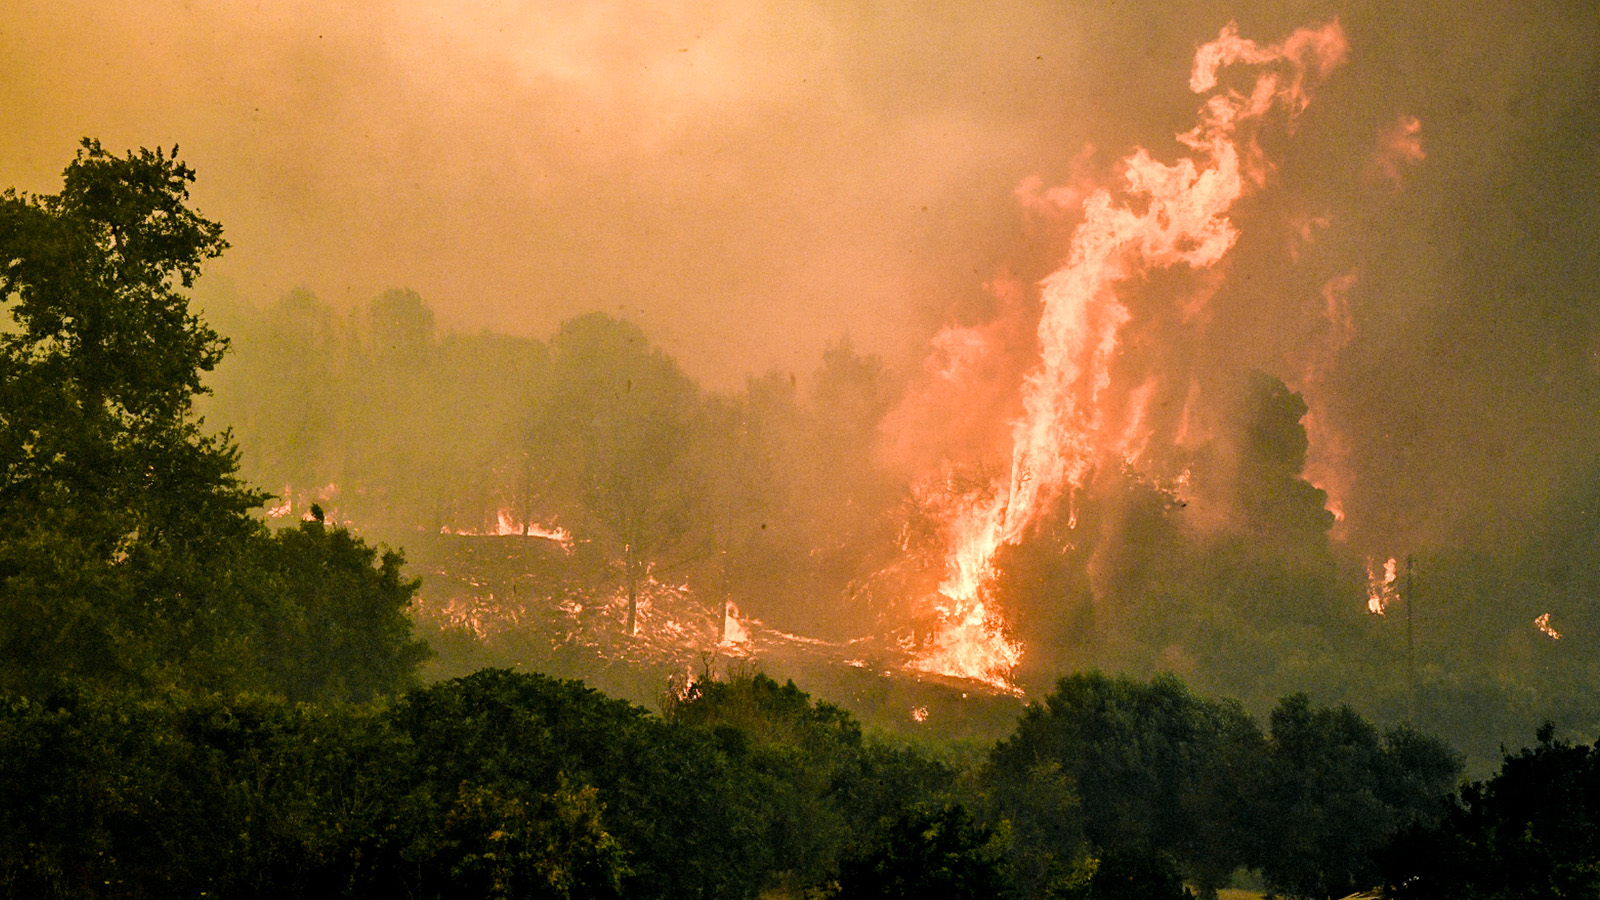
[3,0,1598,553]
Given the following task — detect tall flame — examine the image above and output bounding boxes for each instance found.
[910,21,1349,689]
[1366,556,1399,614]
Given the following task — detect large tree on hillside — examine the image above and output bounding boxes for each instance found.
[529,313,705,634]
[0,140,428,700]
[0,140,263,692]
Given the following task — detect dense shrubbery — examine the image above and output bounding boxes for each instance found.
[988,673,1461,900]
[0,670,954,899]
[1378,723,1600,900]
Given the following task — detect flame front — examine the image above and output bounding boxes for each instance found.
[1366,556,1399,614]
[909,22,1349,689]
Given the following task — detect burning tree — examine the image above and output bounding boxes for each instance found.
[897,21,1351,690]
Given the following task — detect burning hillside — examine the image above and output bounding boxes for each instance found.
[181,8,1600,761]
[889,21,1350,691]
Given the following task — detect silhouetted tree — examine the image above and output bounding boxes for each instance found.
[250,519,432,703]
[1257,693,1459,899]
[831,803,1011,900]
[988,672,1264,898]
[1379,722,1600,900]
[0,139,262,694]
[0,141,430,701]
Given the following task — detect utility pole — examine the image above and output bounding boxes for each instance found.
[1405,554,1416,724]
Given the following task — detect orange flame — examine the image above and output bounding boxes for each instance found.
[1366,556,1399,614]
[1297,270,1360,536]
[1534,612,1562,640]
[441,506,574,550]
[910,21,1349,689]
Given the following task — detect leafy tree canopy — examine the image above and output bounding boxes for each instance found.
[1380,722,1600,900]
[0,140,427,702]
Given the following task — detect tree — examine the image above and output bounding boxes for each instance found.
[1257,693,1460,899]
[250,519,432,703]
[387,668,767,900]
[1378,723,1598,900]
[663,669,956,890]
[530,314,704,635]
[0,139,262,694]
[988,672,1265,898]
[831,803,1012,900]
[368,287,436,366]
[0,141,430,701]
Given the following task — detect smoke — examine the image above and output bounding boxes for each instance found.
[6,1,1600,741]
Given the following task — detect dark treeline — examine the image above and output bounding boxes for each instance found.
[6,143,1600,897]
[0,662,1459,899]
[11,660,1599,900]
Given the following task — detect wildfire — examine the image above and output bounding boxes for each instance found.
[721,600,752,648]
[441,507,574,551]
[908,21,1349,689]
[1534,612,1562,640]
[1366,556,1399,614]
[262,482,342,522]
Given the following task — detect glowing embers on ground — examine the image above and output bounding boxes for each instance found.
[412,570,747,654]
[262,483,350,525]
[906,20,1349,689]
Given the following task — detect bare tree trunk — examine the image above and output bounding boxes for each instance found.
[624,543,639,636]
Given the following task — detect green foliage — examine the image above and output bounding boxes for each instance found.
[1256,693,1460,899]
[1379,723,1600,900]
[988,672,1264,897]
[411,781,629,900]
[249,519,432,703]
[664,669,957,889]
[0,688,401,897]
[831,803,1012,900]
[388,668,768,900]
[0,683,640,900]
[986,673,1461,900]
[0,661,1472,900]
[0,141,429,703]
[0,140,262,695]
[1079,848,1194,900]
